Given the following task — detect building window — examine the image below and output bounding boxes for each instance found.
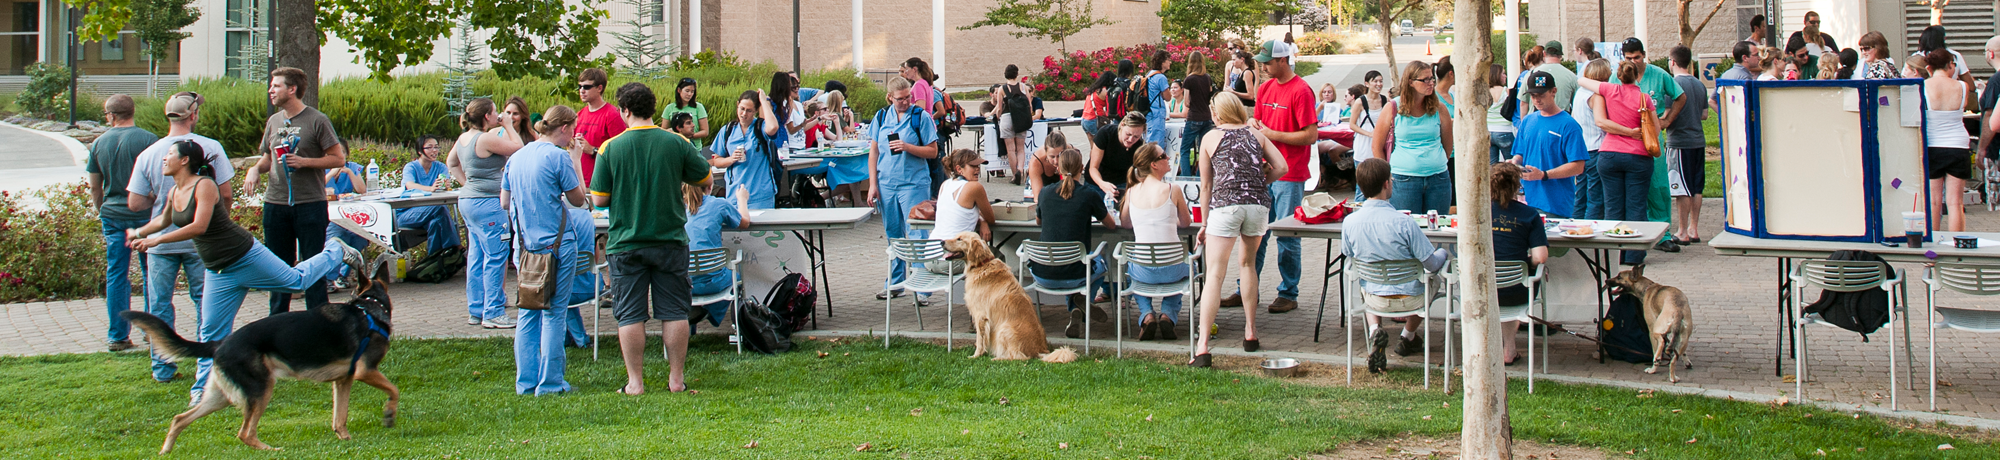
[0,0,38,75]
[224,0,268,80]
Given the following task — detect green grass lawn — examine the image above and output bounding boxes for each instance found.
[3,336,1992,458]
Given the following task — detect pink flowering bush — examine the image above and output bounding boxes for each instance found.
[0,179,264,303]
[1030,42,1239,101]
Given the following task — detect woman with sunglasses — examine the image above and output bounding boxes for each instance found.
[1370,60,1455,215]
[1856,31,1897,80]
[662,78,710,149]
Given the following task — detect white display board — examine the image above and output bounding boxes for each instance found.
[1756,86,1866,238]
[1719,80,1930,242]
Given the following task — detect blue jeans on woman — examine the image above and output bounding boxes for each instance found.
[1178,120,1214,176]
[459,197,510,321]
[1390,171,1453,214]
[1128,263,1189,327]
[1488,131,1516,164]
[1573,150,1603,219]
[1600,151,1654,265]
[145,252,204,382]
[193,240,349,392]
[1031,254,1108,312]
[1081,119,1101,139]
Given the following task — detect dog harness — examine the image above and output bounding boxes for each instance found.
[347,298,391,377]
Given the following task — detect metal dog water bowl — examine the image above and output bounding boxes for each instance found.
[1259,358,1301,378]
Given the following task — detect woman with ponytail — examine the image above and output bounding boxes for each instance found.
[1122,143,1193,343]
[681,179,751,327]
[126,140,364,405]
[447,97,526,329]
[1486,162,1547,365]
[501,105,592,396]
[1031,147,1117,336]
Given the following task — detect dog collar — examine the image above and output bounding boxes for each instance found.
[346,300,390,377]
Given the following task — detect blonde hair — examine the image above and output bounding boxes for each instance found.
[1816,52,1840,80]
[1210,91,1249,125]
[535,105,578,137]
[887,76,912,93]
[1581,59,1612,81]
[1056,147,1084,199]
[823,90,848,126]
[1187,51,1208,76]
[682,182,710,215]
[1127,143,1167,185]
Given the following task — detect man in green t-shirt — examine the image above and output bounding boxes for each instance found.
[589,82,712,395]
[1615,38,1688,254]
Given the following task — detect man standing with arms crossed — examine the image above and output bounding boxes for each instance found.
[87,94,158,353]
[126,92,234,390]
[574,68,626,186]
[1222,40,1315,318]
[244,67,345,315]
[593,83,712,394]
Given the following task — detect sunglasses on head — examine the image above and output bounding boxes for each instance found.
[680,77,696,85]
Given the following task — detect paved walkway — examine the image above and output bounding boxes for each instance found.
[0,121,87,196]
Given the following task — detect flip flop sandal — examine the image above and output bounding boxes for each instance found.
[615,384,642,395]
[1188,353,1213,368]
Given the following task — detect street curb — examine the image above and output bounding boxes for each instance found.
[0,120,88,166]
[795,328,2000,431]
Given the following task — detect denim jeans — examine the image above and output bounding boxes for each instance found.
[878,183,934,288]
[460,197,510,320]
[1031,254,1107,311]
[325,224,370,280]
[1251,180,1304,300]
[144,252,204,381]
[395,205,462,251]
[516,226,579,396]
[690,269,734,326]
[1081,119,1101,139]
[193,240,348,392]
[1146,112,1167,145]
[1390,171,1453,215]
[1129,262,1189,326]
[1573,150,1604,219]
[1178,120,1214,176]
[261,200,330,315]
[1600,151,1654,265]
[101,216,147,343]
[1489,131,1516,164]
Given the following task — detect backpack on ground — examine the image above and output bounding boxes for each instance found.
[1599,293,1654,364]
[737,297,794,354]
[1002,84,1034,130]
[763,272,818,333]
[403,244,465,284]
[1801,250,1892,341]
[934,88,966,138]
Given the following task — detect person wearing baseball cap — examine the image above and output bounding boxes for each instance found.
[1211,37,1316,320]
[122,90,236,388]
[1510,71,1588,218]
[1530,40,1579,112]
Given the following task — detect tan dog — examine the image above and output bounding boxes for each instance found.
[1608,265,1695,382]
[941,233,1077,363]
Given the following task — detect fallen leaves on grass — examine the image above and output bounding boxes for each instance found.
[1685,438,1698,444]
[817,351,829,358]
[743,440,759,449]
[1059,442,1069,450]
[909,407,923,417]
[998,397,1010,405]
[1814,448,1826,456]
[1145,414,1154,422]
[856,443,872,452]
[1939,444,1956,450]
[1422,415,1433,420]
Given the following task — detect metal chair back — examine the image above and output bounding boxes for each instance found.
[1495,260,1529,288]
[1018,240,1088,267]
[1117,242,1188,267]
[689,248,731,277]
[1932,262,2000,296]
[1351,258,1425,286]
[887,238,950,264]
[1799,260,1889,292]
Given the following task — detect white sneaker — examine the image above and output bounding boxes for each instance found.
[467,314,481,325]
[187,388,204,408]
[482,315,518,329]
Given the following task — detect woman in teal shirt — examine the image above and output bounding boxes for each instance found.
[1370,60,1455,214]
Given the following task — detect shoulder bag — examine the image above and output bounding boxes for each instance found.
[1639,107,1662,157]
[511,200,568,310]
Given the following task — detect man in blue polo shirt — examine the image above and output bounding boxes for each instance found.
[1511,71,1589,217]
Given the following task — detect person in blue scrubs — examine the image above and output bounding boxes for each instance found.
[708,89,783,209]
[397,135,462,251]
[501,106,589,396]
[869,76,940,300]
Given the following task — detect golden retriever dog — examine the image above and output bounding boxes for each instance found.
[1609,265,1695,383]
[941,233,1077,363]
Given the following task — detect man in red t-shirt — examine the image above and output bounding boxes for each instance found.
[574,68,628,186]
[1227,40,1318,315]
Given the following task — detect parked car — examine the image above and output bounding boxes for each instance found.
[1400,20,1414,36]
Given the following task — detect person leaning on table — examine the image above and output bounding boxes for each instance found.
[868,76,941,301]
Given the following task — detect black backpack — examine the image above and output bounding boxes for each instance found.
[737,297,794,354]
[1107,76,1134,116]
[1801,250,1892,341]
[1500,84,1521,122]
[1599,293,1655,364]
[1002,83,1034,129]
[403,245,465,283]
[763,272,817,333]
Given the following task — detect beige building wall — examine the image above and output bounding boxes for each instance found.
[709,0,1160,90]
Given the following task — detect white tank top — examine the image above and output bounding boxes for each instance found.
[1129,192,1180,243]
[1926,83,1970,149]
[931,178,981,240]
[1353,98,1382,161]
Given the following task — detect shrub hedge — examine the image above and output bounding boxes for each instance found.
[0,178,262,303]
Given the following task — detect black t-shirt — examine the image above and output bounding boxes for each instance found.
[1183,74,1215,123]
[1092,126,1137,190]
[1983,71,2000,158]
[1491,201,1548,307]
[1031,183,1108,280]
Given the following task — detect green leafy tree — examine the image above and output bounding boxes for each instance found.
[61,0,130,42]
[1158,0,1273,45]
[319,0,462,81]
[609,0,674,80]
[471,0,613,82]
[440,16,484,118]
[128,0,198,97]
[959,0,1115,55]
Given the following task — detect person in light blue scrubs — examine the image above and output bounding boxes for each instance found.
[708,90,783,209]
[397,135,461,251]
[501,106,589,396]
[869,76,940,299]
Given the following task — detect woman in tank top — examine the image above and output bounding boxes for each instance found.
[126,140,363,405]
[1348,73,1387,165]
[1190,92,1289,367]
[1122,144,1194,345]
[1372,60,1456,214]
[1024,132,1071,202]
[927,149,996,275]
[446,97,527,328]
[1924,49,1973,232]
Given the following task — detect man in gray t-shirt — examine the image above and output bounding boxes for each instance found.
[1665,46,1712,246]
[243,67,346,315]
[85,95,159,352]
[124,91,235,383]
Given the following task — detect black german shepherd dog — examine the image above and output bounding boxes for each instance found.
[122,259,398,454]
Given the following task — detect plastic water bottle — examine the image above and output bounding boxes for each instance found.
[365,159,381,190]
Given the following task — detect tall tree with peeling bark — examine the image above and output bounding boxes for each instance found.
[1676,0,1730,47]
[1452,0,1511,457]
[1376,0,1435,82]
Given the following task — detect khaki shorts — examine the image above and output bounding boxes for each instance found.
[1363,293,1425,314]
[1205,204,1269,238]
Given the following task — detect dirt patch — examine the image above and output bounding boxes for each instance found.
[1311,434,1619,460]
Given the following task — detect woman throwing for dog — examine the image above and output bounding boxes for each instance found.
[1190,92,1287,367]
[126,140,365,407]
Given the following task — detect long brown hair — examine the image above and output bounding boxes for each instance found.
[1394,60,1442,117]
[1187,51,1208,76]
[504,96,533,140]
[943,148,983,179]
[683,182,709,215]
[535,105,578,137]
[1491,162,1523,208]
[1056,147,1085,199]
[1127,143,1167,185]
[460,97,495,131]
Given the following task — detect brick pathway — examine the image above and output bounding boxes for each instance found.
[10,174,2000,422]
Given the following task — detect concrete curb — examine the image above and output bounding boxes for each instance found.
[794,328,2000,431]
[0,120,88,166]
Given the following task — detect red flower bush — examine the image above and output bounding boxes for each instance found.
[1030,42,1239,101]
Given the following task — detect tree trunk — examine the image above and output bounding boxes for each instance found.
[1379,0,1400,83]
[276,0,320,106]
[1452,0,1511,458]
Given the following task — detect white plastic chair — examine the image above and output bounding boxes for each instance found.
[1492,260,1546,393]
[1923,262,2000,411]
[1345,256,1453,391]
[1792,259,1904,410]
[1114,241,1201,359]
[883,238,965,350]
[686,248,744,354]
[1015,240,1108,322]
